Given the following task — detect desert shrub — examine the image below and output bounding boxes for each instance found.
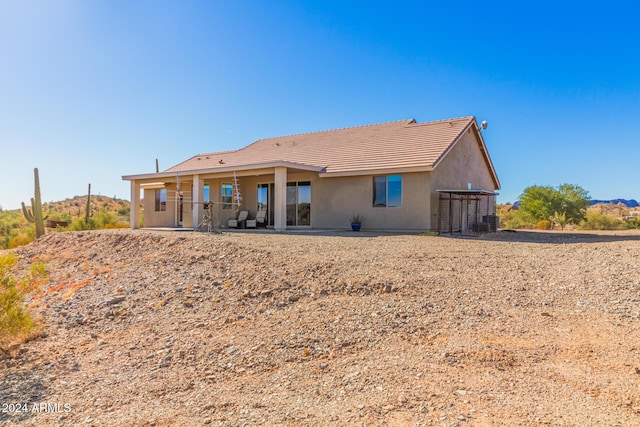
[497,205,531,229]
[0,253,48,354]
[67,218,93,231]
[551,211,571,230]
[623,217,640,230]
[65,210,125,231]
[502,214,529,229]
[46,211,72,222]
[536,220,552,230]
[8,232,35,249]
[578,211,623,230]
[102,222,129,229]
[0,211,29,249]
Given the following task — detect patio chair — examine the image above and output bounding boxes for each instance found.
[246,209,267,228]
[228,210,249,228]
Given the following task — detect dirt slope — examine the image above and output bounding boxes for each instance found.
[2,229,640,426]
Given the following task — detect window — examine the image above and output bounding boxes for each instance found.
[203,184,210,203]
[221,183,232,209]
[155,189,167,211]
[373,175,402,207]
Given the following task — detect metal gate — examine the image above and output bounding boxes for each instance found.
[438,190,498,234]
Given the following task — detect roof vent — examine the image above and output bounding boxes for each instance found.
[218,159,224,164]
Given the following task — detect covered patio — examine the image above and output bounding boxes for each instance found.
[123,161,324,232]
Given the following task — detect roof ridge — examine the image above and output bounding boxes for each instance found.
[252,118,416,143]
[194,149,239,157]
[164,150,240,172]
[407,116,475,127]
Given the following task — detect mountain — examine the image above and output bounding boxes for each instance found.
[588,199,639,208]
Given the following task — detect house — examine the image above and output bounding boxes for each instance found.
[122,116,500,232]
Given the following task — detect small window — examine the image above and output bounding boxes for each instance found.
[203,184,210,202]
[155,189,167,211]
[372,175,402,207]
[221,183,232,209]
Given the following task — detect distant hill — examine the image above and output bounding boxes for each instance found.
[41,195,131,219]
[510,199,639,209]
[1,196,131,249]
[588,199,639,208]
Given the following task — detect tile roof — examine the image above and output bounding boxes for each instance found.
[165,116,484,177]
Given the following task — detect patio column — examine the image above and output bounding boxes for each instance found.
[274,166,287,231]
[130,180,140,229]
[192,174,202,230]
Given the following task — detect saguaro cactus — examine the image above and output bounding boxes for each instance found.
[85,183,92,224]
[21,168,46,238]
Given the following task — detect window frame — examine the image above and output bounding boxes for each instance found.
[155,188,167,212]
[221,183,232,209]
[372,174,402,208]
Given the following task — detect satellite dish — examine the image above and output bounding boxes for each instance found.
[481,121,488,130]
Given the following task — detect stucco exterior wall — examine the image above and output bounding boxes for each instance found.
[430,129,496,192]
[429,128,497,229]
[313,172,431,230]
[142,188,178,227]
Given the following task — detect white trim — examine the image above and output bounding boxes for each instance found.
[122,161,324,181]
[140,182,166,189]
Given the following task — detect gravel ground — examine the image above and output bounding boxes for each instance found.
[1,228,640,426]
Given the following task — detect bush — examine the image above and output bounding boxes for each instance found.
[0,253,48,354]
[623,217,640,230]
[502,216,529,229]
[578,211,623,230]
[67,218,93,231]
[65,210,127,231]
[8,232,35,249]
[536,220,552,230]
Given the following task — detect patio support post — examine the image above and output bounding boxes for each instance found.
[274,166,287,231]
[130,180,140,229]
[192,174,202,231]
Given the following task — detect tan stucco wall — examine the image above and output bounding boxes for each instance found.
[142,188,178,227]
[430,129,496,192]
[429,128,498,228]
[313,172,431,230]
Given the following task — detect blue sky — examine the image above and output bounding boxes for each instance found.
[1,0,639,210]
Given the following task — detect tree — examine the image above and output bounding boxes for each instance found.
[556,184,590,224]
[518,184,590,226]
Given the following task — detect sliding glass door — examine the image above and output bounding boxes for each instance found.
[260,181,311,227]
[287,181,311,226]
[257,183,274,226]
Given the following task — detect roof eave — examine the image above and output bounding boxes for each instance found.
[123,160,325,181]
[320,166,432,178]
[431,117,501,190]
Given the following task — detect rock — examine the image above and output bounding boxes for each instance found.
[107,296,126,305]
[343,371,360,381]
